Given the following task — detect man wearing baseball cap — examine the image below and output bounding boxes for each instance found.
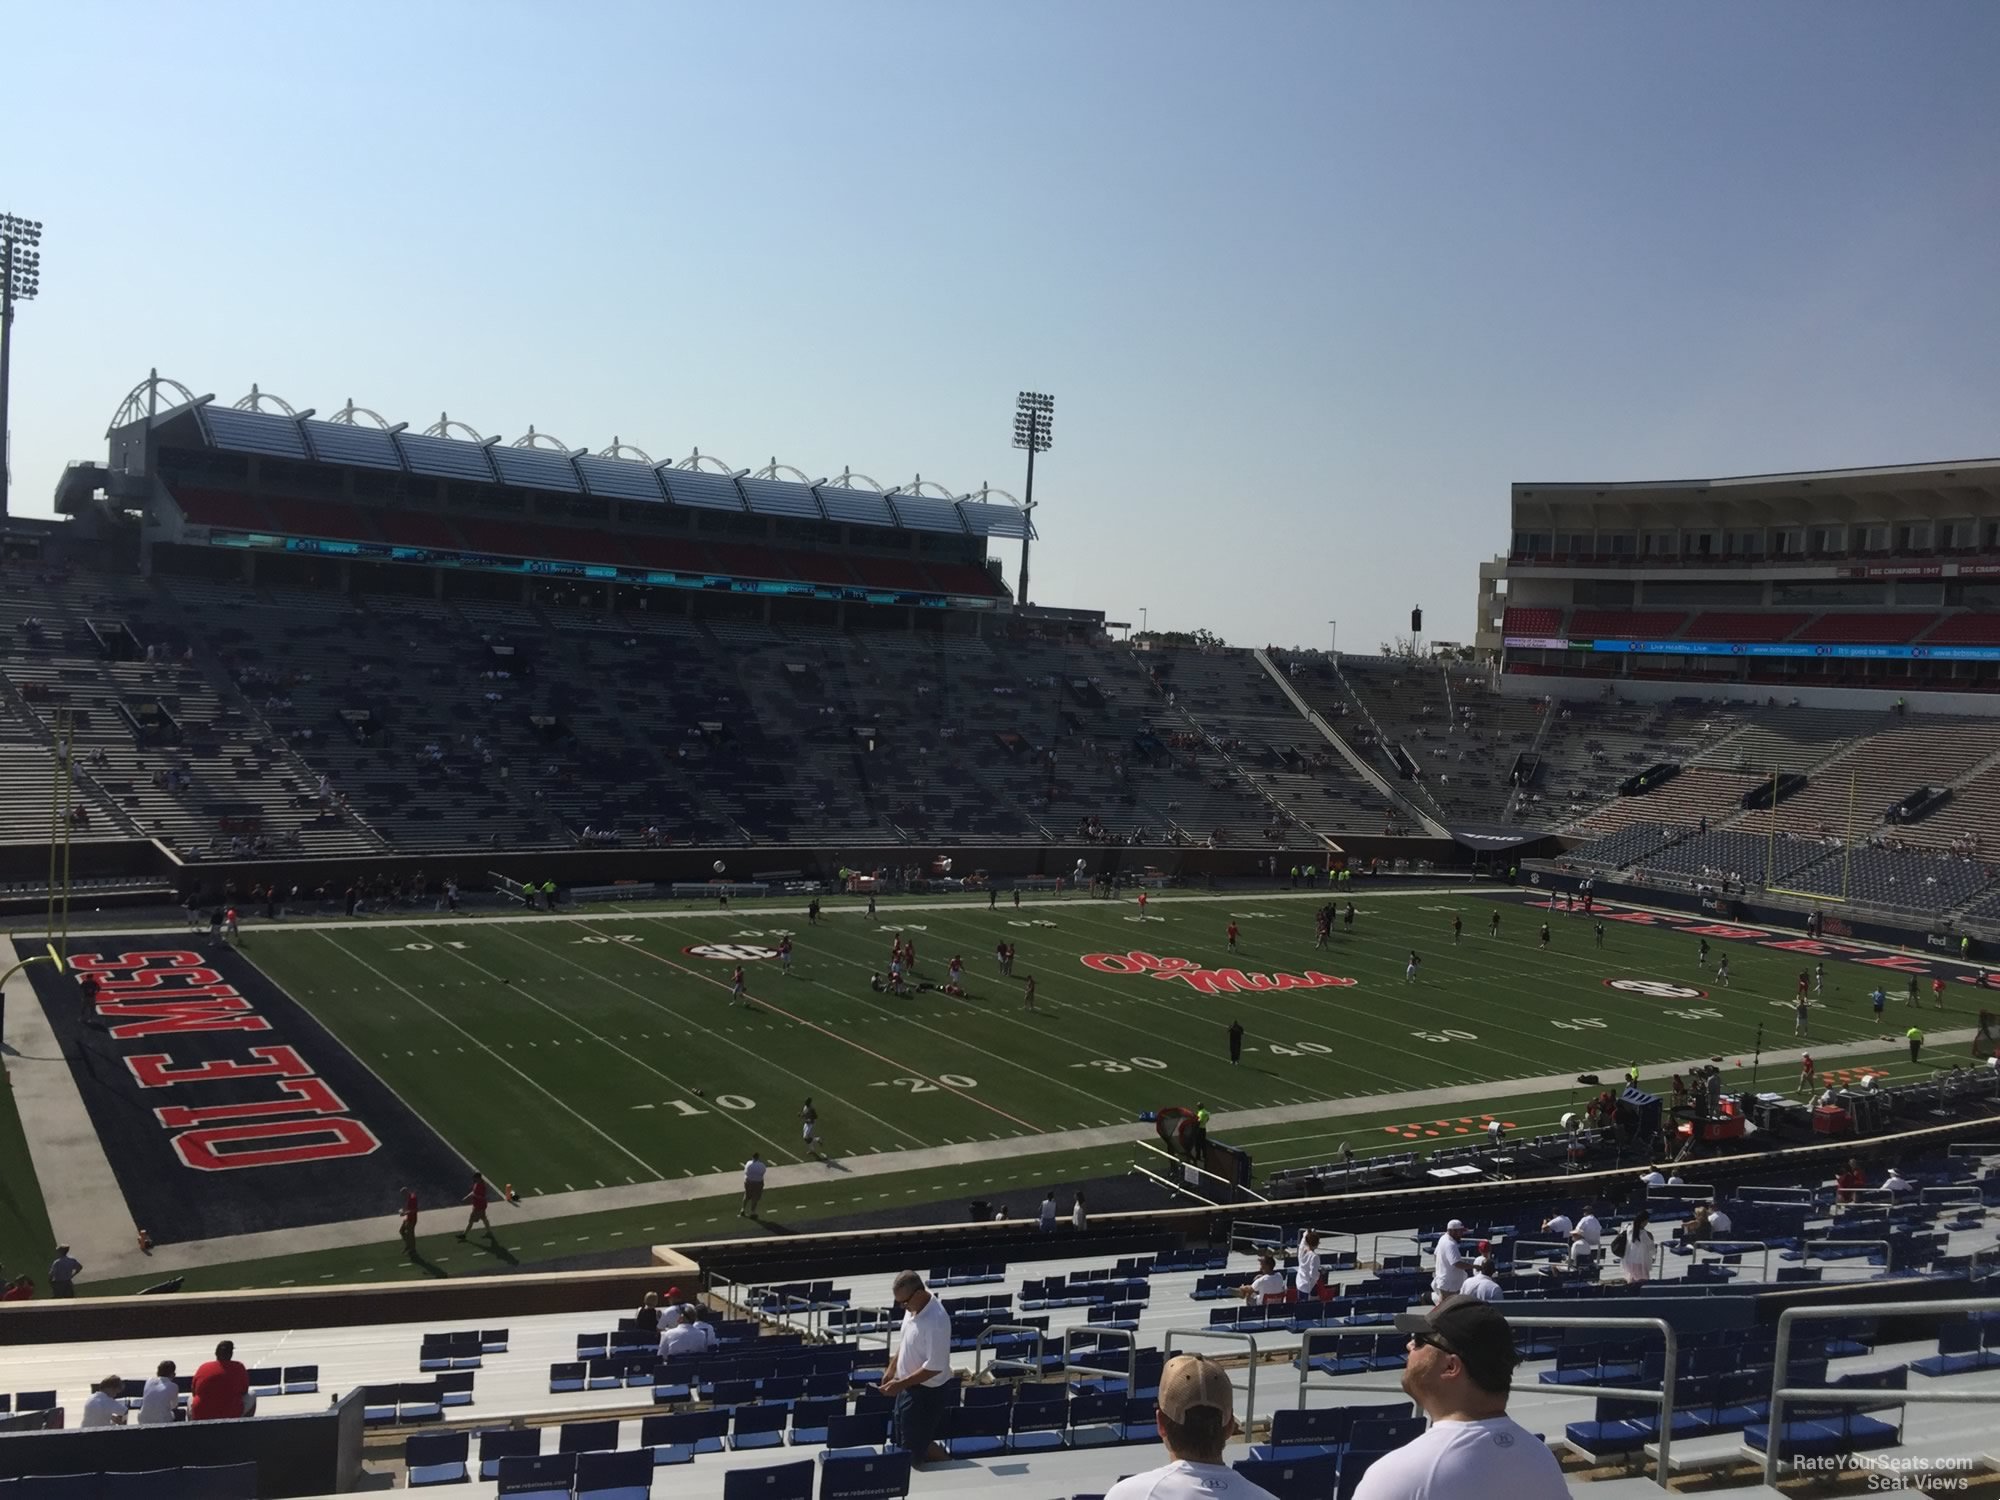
[1351,1297,1566,1499]
[1104,1353,1280,1500]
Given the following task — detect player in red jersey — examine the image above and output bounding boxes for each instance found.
[1226,921,1239,953]
[1933,976,1946,1009]
[1137,890,1149,917]
[460,1173,492,1240]
[777,936,794,977]
[1798,1052,1815,1095]
[730,965,747,1007]
[399,1188,419,1256]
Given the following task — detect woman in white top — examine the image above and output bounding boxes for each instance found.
[1071,1192,1088,1230]
[1295,1230,1324,1301]
[1618,1212,1657,1285]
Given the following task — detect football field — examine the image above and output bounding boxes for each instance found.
[240,885,1963,1198]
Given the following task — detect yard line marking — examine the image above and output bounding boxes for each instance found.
[317,932,666,1181]
[413,928,804,1164]
[532,924,968,1144]
[629,916,1057,1132]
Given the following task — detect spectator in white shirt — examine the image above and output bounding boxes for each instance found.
[1105,1354,1281,1500]
[81,1376,127,1428]
[1236,1254,1287,1305]
[1355,1299,1567,1500]
[659,1306,710,1360]
[1461,1257,1503,1303]
[1640,1169,1667,1188]
[1540,1211,1573,1241]
[1570,1210,1603,1265]
[1431,1220,1470,1303]
[1295,1230,1324,1301]
[1072,1192,1088,1230]
[880,1271,956,1466]
[1884,1167,1915,1198]
[1040,1192,1058,1231]
[740,1153,767,1218]
[136,1361,180,1425]
[1707,1204,1733,1236]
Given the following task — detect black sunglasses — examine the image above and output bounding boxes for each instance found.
[1408,1331,1458,1356]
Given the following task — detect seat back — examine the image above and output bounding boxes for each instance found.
[575,1447,654,1495]
[1233,1456,1340,1500]
[943,1404,1007,1441]
[559,1418,621,1454]
[818,1450,913,1500]
[496,1452,578,1496]
[722,1457,814,1500]
[735,1404,789,1437]
[407,1430,471,1465]
[826,1411,890,1448]
[183,1463,258,1500]
[479,1427,543,1461]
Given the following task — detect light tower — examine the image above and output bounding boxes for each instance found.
[1011,391,1053,605]
[0,212,44,520]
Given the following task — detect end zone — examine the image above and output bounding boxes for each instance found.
[14,935,468,1247]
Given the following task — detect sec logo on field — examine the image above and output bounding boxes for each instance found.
[683,944,779,962]
[1603,978,1707,1000]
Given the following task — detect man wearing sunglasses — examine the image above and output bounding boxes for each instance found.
[1351,1297,1566,1499]
[880,1271,956,1465]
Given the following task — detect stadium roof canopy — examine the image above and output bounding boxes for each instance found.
[109,375,1035,541]
[1513,457,2000,525]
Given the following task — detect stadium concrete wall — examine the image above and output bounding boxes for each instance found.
[0,1386,363,1494]
[1501,672,2000,716]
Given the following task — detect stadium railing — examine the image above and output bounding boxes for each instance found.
[1761,1296,2000,1486]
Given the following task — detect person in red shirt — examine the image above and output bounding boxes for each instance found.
[1,1276,33,1301]
[730,965,747,1007]
[1226,921,1239,953]
[1933,977,1947,1009]
[190,1340,249,1421]
[399,1188,419,1256]
[1835,1157,1866,1204]
[460,1173,492,1241]
[1798,1052,1815,1094]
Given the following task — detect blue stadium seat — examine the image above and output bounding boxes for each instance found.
[559,1418,621,1455]
[575,1448,654,1500]
[1233,1456,1340,1500]
[818,1450,912,1500]
[723,1457,814,1500]
[643,1409,728,1465]
[548,1361,587,1394]
[496,1452,577,1499]
[478,1427,542,1481]
[245,1366,282,1398]
[406,1430,471,1486]
[823,1410,890,1457]
[184,1465,257,1500]
[789,1396,845,1446]
[733,1404,790,1451]
[437,1370,477,1408]
[102,1472,191,1500]
[18,1479,101,1500]
[940,1403,1007,1458]
[282,1365,319,1395]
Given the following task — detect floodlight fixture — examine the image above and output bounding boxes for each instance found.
[1,211,45,519]
[1009,390,1054,604]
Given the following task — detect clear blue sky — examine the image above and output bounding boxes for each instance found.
[5,1,1997,650]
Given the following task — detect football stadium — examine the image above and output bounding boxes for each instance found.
[7,15,2000,1499]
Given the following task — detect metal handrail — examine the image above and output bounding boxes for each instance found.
[1062,1325,1136,1397]
[971,1323,1045,1383]
[1764,1297,2000,1486]
[1295,1315,1677,1487]
[1921,1185,1983,1205]
[1163,1329,1262,1431]
[1794,1237,1894,1273]
[1368,1232,1426,1268]
[1231,1221,1285,1254]
[1737,1185,1817,1204]
[1682,1237,1774,1281]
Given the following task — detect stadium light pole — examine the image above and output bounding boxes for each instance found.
[1327,619,1337,655]
[1012,391,1053,605]
[0,213,43,521]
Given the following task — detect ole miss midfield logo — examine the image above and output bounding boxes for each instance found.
[1081,950,1357,995]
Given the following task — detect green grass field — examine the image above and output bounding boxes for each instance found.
[245,887,1950,1194]
[17,885,1972,1297]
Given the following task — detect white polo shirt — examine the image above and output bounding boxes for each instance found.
[1573,1213,1603,1248]
[743,1158,767,1185]
[81,1390,126,1428]
[1107,1460,1281,1500]
[136,1376,180,1425]
[1248,1271,1287,1303]
[1461,1269,1503,1302]
[894,1294,955,1388]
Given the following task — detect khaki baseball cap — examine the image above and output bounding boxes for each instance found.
[1157,1353,1236,1423]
